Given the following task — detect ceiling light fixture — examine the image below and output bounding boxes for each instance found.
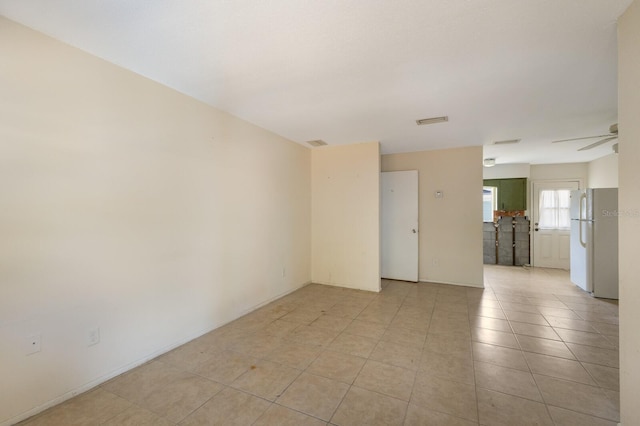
[483,158,496,167]
[416,116,448,126]
[493,139,521,145]
[306,139,328,147]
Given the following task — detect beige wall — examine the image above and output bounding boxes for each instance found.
[0,18,311,424]
[382,147,484,287]
[618,2,640,423]
[492,159,616,189]
[588,154,619,188]
[530,162,588,186]
[311,142,381,292]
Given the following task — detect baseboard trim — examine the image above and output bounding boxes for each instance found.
[311,280,381,293]
[418,278,484,289]
[2,281,310,426]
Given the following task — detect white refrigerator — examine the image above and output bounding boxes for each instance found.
[569,188,618,299]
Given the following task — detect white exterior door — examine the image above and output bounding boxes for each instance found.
[532,180,580,269]
[381,171,418,282]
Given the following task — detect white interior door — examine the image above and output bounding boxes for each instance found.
[532,180,580,269]
[381,171,418,282]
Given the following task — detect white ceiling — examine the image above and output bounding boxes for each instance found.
[0,0,632,164]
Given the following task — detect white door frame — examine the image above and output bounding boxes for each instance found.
[530,179,583,268]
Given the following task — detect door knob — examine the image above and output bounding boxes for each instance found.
[412,229,417,233]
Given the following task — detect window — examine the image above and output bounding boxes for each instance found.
[483,186,498,222]
[538,189,571,229]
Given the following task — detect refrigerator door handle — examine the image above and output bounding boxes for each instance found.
[579,193,587,248]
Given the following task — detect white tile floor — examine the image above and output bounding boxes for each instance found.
[20,265,619,425]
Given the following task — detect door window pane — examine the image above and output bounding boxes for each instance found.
[539,189,571,229]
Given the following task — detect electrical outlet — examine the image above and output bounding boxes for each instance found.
[87,327,100,346]
[26,333,41,355]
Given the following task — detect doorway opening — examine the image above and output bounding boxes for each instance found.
[482,178,528,267]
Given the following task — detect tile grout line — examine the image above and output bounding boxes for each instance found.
[469,286,486,426]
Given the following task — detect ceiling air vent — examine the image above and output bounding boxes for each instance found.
[416,116,448,126]
[493,139,521,145]
[306,139,328,147]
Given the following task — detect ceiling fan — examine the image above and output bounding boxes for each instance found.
[552,123,618,151]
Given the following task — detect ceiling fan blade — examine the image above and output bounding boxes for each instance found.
[552,134,613,143]
[578,136,618,151]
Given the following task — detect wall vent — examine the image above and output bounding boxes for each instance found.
[416,116,448,126]
[493,139,521,145]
